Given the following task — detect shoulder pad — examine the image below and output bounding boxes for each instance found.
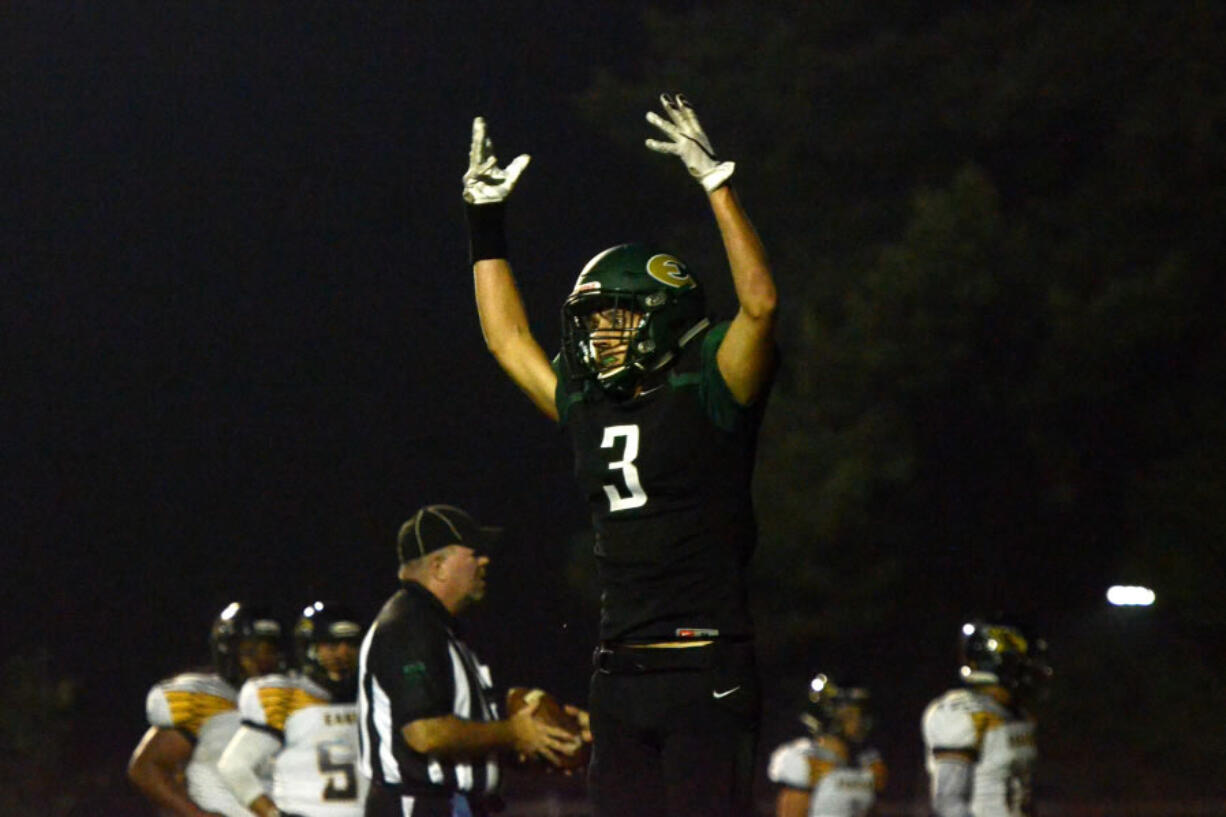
[240,673,327,732]
[923,690,980,751]
[156,671,236,698]
[768,737,815,788]
[146,672,237,734]
[924,688,1008,753]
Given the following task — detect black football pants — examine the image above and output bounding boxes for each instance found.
[587,639,760,817]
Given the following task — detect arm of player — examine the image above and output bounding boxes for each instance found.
[929,755,975,817]
[869,756,888,792]
[767,742,820,817]
[709,184,778,405]
[645,93,777,405]
[127,727,225,817]
[474,258,559,420]
[402,697,581,767]
[217,725,283,817]
[774,786,812,817]
[464,116,560,419]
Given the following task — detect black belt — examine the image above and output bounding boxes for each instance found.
[593,642,718,673]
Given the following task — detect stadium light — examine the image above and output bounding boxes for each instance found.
[1106,585,1156,607]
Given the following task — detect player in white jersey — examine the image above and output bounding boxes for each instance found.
[219,601,367,817]
[129,602,285,817]
[767,674,886,817]
[922,620,1050,817]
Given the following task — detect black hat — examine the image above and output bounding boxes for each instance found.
[397,504,502,563]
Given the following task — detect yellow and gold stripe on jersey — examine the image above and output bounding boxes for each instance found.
[256,684,328,733]
[162,689,237,737]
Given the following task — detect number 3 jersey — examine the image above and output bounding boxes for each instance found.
[238,672,366,816]
[555,321,772,642]
[144,671,255,817]
[768,736,885,817]
[922,688,1037,817]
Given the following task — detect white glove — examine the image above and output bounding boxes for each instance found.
[645,93,735,192]
[463,116,531,205]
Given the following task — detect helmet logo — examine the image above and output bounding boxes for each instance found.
[645,254,694,289]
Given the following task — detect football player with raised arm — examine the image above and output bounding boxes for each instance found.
[129,603,284,817]
[218,601,367,817]
[922,620,1050,817]
[465,93,777,817]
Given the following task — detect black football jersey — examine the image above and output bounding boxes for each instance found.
[554,322,770,641]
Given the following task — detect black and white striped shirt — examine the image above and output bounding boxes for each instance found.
[357,580,501,797]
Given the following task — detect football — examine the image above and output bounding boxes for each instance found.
[506,687,591,771]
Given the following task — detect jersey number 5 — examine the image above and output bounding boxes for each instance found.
[317,742,357,801]
[601,425,648,511]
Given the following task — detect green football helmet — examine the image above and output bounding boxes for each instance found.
[561,243,708,399]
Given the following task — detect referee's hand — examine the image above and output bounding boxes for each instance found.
[564,703,592,743]
[508,696,584,767]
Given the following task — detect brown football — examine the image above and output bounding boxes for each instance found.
[506,686,591,771]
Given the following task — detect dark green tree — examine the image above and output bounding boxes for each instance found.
[580,0,1226,797]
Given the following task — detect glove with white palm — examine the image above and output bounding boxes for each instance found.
[463,116,530,205]
[463,117,529,262]
[645,93,735,192]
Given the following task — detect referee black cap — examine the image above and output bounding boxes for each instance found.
[397,504,502,564]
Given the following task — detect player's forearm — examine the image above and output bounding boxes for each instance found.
[128,727,215,817]
[775,787,811,817]
[709,185,777,323]
[474,259,536,358]
[870,759,889,792]
[217,726,280,811]
[473,260,559,418]
[402,714,516,760]
[932,793,974,817]
[127,761,212,817]
[930,760,974,817]
[462,119,535,364]
[467,196,530,359]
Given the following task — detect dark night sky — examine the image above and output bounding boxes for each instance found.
[20,3,1223,806]
[7,0,705,769]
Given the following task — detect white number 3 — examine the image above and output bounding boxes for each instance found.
[601,425,648,511]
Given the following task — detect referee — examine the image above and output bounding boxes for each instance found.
[357,504,584,817]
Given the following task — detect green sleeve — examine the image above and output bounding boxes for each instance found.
[551,354,582,425]
[698,321,749,433]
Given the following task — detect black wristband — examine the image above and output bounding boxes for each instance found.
[465,202,509,264]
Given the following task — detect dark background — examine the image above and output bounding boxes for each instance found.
[6,1,1226,813]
